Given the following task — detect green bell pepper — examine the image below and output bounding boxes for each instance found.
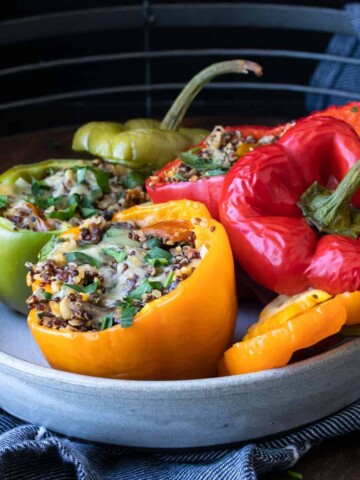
[72,59,262,171]
[0,158,108,314]
[0,216,56,314]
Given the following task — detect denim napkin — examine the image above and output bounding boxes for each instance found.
[306,3,360,111]
[1,402,360,479]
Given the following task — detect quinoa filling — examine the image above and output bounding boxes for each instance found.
[26,216,205,332]
[148,124,293,185]
[0,159,148,231]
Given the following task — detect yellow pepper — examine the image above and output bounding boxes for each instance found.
[219,296,346,376]
[219,289,360,376]
[28,200,237,380]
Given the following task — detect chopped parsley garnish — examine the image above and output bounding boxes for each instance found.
[144,247,172,267]
[78,195,97,218]
[31,195,60,209]
[129,279,163,300]
[146,237,161,248]
[129,280,153,299]
[104,227,121,238]
[115,297,142,328]
[190,146,201,154]
[175,173,187,181]
[64,280,99,294]
[122,171,145,189]
[47,202,77,220]
[100,315,114,331]
[92,169,110,194]
[147,258,169,267]
[71,194,97,218]
[203,169,230,177]
[81,207,97,218]
[149,281,163,291]
[114,276,168,328]
[120,305,140,328]
[91,187,102,202]
[31,178,51,197]
[68,194,79,206]
[76,167,87,184]
[178,152,229,175]
[101,247,126,263]
[38,289,53,301]
[65,252,101,269]
[351,106,359,113]
[163,271,174,289]
[0,195,8,208]
[38,236,57,261]
[72,165,110,193]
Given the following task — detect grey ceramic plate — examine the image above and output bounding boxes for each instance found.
[0,302,360,448]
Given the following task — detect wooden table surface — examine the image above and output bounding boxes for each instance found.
[1,124,359,480]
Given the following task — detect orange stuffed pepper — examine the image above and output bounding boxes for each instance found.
[27,200,237,380]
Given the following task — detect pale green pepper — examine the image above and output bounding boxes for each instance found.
[72,59,262,171]
[0,158,146,314]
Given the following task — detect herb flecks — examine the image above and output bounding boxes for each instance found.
[64,280,99,294]
[100,314,114,331]
[65,251,101,269]
[101,247,127,263]
[47,203,78,220]
[0,195,8,208]
[122,171,145,189]
[144,247,172,267]
[38,236,57,261]
[178,152,229,175]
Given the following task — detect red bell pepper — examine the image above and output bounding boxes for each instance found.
[219,115,360,296]
[147,102,360,221]
[310,101,360,136]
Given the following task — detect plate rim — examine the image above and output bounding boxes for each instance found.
[1,335,359,395]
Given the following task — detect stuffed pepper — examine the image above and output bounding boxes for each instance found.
[146,123,293,219]
[26,200,237,380]
[220,116,360,296]
[0,159,149,313]
[73,59,262,172]
[147,102,360,220]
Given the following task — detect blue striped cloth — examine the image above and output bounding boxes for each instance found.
[306,3,360,111]
[1,402,360,479]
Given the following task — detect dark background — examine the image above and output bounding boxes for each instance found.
[0,1,352,135]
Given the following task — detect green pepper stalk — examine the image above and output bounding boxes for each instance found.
[0,159,121,314]
[72,59,263,171]
[298,160,360,238]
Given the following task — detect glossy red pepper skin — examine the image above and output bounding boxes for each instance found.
[147,102,360,221]
[310,101,360,136]
[219,116,360,296]
[146,125,289,220]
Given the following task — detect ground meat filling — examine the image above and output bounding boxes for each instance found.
[0,159,149,231]
[26,216,204,332]
[148,125,287,186]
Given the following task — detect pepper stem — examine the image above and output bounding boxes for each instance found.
[298,160,360,238]
[160,60,263,131]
